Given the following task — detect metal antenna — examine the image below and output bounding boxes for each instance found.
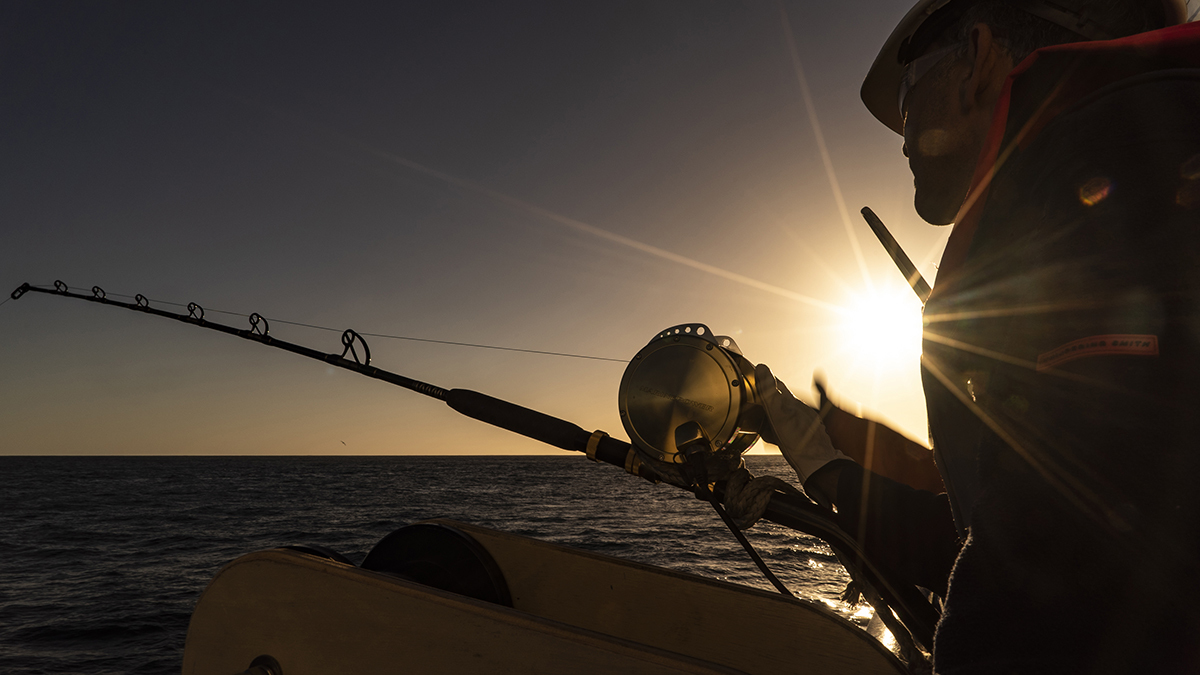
[861,207,931,303]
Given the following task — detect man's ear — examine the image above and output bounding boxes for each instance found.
[959,23,1008,113]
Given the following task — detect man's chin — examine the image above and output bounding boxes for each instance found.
[914,191,959,226]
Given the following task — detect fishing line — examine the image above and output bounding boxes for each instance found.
[285,320,627,363]
[19,284,625,363]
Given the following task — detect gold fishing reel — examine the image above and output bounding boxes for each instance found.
[618,324,765,485]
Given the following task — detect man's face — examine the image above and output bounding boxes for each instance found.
[902,57,984,225]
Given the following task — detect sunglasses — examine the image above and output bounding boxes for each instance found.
[898,43,962,117]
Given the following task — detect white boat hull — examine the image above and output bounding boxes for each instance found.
[183,519,904,674]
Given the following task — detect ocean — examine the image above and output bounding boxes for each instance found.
[0,455,862,674]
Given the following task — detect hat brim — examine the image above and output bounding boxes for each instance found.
[860,0,1190,135]
[861,0,953,136]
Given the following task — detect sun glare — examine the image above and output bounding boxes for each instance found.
[838,284,924,372]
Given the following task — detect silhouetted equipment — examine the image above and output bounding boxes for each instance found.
[361,522,512,607]
[236,655,282,675]
[618,323,764,483]
[11,280,941,663]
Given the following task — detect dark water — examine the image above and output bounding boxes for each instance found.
[0,455,858,674]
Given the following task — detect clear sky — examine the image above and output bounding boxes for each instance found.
[1,0,968,455]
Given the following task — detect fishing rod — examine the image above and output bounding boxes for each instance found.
[9,280,939,659]
[10,281,639,467]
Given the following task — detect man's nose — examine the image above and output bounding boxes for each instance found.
[902,142,909,158]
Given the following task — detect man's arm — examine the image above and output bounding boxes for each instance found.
[755,365,961,595]
[805,459,960,596]
[821,399,945,494]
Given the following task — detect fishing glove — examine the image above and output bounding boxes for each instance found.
[755,364,848,484]
[723,467,804,529]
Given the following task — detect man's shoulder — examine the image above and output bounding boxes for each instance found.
[1005,22,1200,138]
[965,59,1200,332]
[1004,64,1200,231]
[1053,67,1200,144]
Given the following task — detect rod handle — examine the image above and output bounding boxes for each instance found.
[445,389,590,452]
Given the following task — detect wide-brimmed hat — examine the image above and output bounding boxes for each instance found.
[861,0,1189,134]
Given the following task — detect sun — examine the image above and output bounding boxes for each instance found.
[837,283,924,372]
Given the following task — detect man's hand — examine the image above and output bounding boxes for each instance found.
[722,467,804,529]
[755,364,849,485]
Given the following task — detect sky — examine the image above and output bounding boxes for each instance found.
[0,0,974,456]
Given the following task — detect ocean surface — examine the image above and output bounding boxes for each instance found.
[0,455,866,674]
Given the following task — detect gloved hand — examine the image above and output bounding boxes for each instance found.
[755,364,848,484]
[722,467,803,529]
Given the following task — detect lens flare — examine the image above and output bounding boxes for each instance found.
[1079,177,1112,206]
[1178,154,1200,208]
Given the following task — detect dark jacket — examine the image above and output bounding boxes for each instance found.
[840,23,1200,673]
